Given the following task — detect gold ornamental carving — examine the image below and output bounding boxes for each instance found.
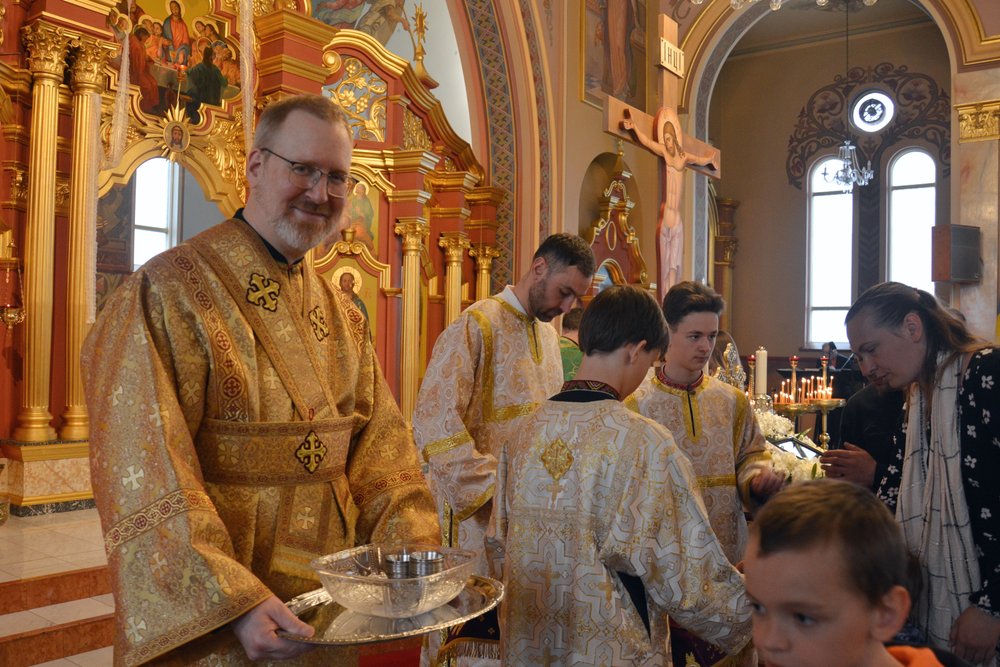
[331,57,387,143]
[7,167,28,206]
[439,232,470,265]
[469,244,500,267]
[22,22,71,78]
[403,108,432,151]
[202,112,249,201]
[224,0,290,17]
[956,101,1000,143]
[394,220,429,253]
[69,37,116,90]
[55,177,70,213]
[717,236,738,264]
[0,1,5,49]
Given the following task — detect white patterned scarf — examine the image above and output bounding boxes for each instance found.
[898,352,980,651]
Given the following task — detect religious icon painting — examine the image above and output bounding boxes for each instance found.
[582,0,648,110]
[332,264,376,334]
[164,121,189,152]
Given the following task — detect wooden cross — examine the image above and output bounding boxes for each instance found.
[604,15,722,303]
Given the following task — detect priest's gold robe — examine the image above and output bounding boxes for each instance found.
[630,374,771,565]
[83,219,439,666]
[490,398,753,666]
[412,291,562,573]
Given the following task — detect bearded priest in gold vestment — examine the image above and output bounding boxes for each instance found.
[412,235,593,663]
[631,281,783,666]
[83,96,438,666]
[412,234,594,575]
[490,286,753,666]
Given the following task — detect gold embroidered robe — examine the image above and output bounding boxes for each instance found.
[83,219,439,666]
[491,399,752,666]
[412,294,562,572]
[630,375,770,565]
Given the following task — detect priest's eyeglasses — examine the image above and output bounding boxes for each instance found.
[261,148,356,198]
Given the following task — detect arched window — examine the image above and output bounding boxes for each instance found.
[887,148,936,293]
[132,158,182,270]
[805,156,854,347]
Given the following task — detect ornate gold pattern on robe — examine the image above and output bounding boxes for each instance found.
[631,375,771,565]
[490,400,752,666]
[83,219,439,666]
[412,295,562,574]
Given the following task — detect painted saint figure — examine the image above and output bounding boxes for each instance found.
[162,0,191,66]
[621,105,719,302]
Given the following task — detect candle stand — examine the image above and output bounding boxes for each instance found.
[808,397,846,449]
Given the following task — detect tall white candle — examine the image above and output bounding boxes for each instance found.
[755,347,768,395]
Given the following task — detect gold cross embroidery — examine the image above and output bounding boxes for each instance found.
[540,438,573,500]
[309,306,329,341]
[246,273,280,311]
[295,430,327,473]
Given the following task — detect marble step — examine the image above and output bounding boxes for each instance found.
[0,566,114,667]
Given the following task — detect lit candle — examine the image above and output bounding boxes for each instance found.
[755,347,768,396]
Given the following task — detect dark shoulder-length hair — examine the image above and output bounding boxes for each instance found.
[845,282,987,387]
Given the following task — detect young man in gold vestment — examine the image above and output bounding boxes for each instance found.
[83,95,439,666]
[630,280,783,666]
[412,233,593,663]
[490,285,752,665]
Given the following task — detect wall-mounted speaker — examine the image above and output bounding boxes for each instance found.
[932,225,981,283]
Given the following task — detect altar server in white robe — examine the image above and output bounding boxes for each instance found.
[491,285,752,666]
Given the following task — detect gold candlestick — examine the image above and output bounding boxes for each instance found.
[809,397,846,449]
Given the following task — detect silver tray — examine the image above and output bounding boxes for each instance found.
[277,574,503,646]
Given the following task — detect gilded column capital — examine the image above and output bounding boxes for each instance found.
[21,22,71,79]
[716,236,739,265]
[394,220,429,254]
[438,232,470,265]
[956,101,1000,143]
[469,244,500,267]
[69,37,117,92]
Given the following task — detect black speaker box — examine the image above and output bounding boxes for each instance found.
[932,225,981,283]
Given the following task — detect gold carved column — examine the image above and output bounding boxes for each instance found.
[465,185,504,300]
[713,197,740,333]
[61,37,114,440]
[14,22,70,442]
[469,245,500,301]
[394,219,429,419]
[438,232,470,325]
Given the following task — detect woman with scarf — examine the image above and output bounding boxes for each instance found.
[846,282,1000,666]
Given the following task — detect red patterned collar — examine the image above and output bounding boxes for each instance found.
[655,366,704,392]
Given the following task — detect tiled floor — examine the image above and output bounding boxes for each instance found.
[0,509,107,583]
[0,509,113,666]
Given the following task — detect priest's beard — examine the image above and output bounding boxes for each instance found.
[273,197,341,256]
[528,274,561,322]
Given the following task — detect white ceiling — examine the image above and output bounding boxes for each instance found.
[730,0,933,57]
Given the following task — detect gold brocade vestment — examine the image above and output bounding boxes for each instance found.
[83,219,438,666]
[490,399,752,666]
[412,294,562,574]
[630,374,771,565]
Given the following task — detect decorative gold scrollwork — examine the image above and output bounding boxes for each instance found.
[957,102,1000,143]
[204,112,249,202]
[403,108,431,150]
[331,57,387,142]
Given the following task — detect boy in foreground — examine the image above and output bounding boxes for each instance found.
[744,479,947,667]
[490,285,752,665]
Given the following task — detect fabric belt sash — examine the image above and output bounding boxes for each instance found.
[197,416,353,485]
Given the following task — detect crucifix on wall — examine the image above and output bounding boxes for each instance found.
[605,14,721,304]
